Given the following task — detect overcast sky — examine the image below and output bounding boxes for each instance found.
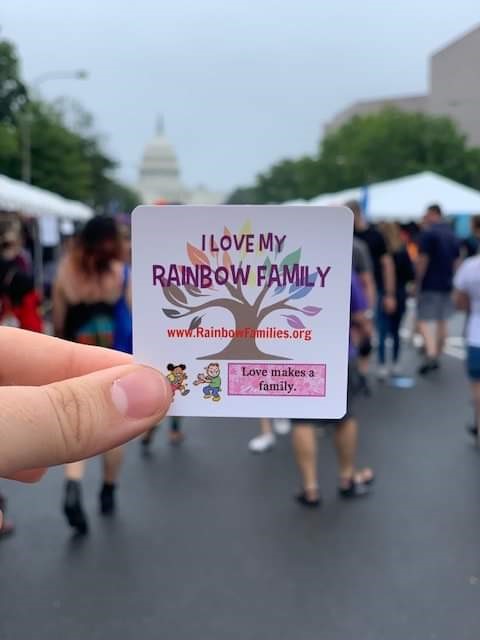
[1,1,479,195]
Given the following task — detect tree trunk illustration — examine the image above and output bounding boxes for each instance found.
[198,308,288,360]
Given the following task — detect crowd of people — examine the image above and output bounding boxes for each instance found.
[0,200,477,535]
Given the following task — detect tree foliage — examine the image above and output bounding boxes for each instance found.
[159,223,321,360]
[227,108,480,203]
[0,37,27,123]
[0,36,139,211]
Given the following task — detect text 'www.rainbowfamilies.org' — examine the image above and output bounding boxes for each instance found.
[166,326,313,342]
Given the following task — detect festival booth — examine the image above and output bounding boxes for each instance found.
[0,173,93,289]
[306,172,480,226]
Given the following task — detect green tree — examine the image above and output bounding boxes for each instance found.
[319,107,480,190]
[227,107,480,203]
[0,36,139,211]
[0,37,27,123]
[227,156,325,204]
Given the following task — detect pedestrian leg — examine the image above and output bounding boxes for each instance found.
[471,381,480,447]
[99,446,124,515]
[334,417,357,484]
[292,423,320,506]
[63,461,88,535]
[437,319,448,357]
[334,417,373,498]
[169,416,184,445]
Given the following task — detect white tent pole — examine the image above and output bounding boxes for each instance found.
[31,219,44,294]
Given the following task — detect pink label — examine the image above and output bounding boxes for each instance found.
[228,363,326,397]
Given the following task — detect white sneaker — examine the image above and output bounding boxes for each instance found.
[248,432,276,453]
[377,365,389,381]
[273,418,291,435]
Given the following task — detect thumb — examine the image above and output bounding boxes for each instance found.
[0,365,171,477]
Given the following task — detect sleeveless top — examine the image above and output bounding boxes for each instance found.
[64,301,116,347]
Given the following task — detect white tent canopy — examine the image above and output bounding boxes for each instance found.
[283,198,308,206]
[306,172,480,221]
[0,173,93,221]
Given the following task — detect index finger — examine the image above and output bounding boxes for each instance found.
[0,328,132,386]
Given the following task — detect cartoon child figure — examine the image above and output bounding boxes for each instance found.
[166,363,190,397]
[193,362,221,402]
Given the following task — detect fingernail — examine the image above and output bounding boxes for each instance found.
[111,368,171,419]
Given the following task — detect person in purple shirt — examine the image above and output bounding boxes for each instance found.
[290,271,375,507]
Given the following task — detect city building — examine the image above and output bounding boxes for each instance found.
[324,24,480,146]
[138,119,224,205]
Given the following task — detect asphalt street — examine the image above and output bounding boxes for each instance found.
[1,335,479,640]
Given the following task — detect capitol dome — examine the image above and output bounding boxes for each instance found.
[138,119,187,204]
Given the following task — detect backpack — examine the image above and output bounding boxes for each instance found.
[113,264,133,353]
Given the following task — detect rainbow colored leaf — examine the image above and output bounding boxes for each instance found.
[280,247,301,268]
[282,314,306,329]
[189,316,203,330]
[163,308,182,318]
[301,306,322,316]
[288,273,317,299]
[163,284,187,306]
[187,242,210,267]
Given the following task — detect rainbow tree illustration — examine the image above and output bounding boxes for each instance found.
[160,222,322,360]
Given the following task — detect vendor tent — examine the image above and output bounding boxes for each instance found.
[0,174,92,220]
[306,172,480,221]
[283,199,308,206]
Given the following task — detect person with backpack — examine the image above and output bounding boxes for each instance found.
[53,216,132,535]
[0,214,42,538]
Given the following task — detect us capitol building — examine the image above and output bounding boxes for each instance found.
[137,120,224,205]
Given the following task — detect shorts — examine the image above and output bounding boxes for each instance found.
[417,291,454,322]
[467,346,480,381]
[291,364,359,428]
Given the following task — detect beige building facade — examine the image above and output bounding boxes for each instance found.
[324,25,480,146]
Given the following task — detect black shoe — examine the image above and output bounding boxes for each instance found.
[467,424,478,438]
[338,478,371,499]
[140,438,152,457]
[418,358,439,376]
[99,483,116,516]
[295,491,321,508]
[357,373,372,397]
[0,493,14,538]
[63,480,88,535]
[140,426,157,457]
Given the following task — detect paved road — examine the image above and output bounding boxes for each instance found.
[1,339,479,640]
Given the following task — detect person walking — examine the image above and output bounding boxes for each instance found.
[348,200,396,317]
[352,235,375,393]
[453,253,480,442]
[376,223,415,378]
[53,216,132,535]
[0,214,42,538]
[416,204,460,374]
[291,271,374,507]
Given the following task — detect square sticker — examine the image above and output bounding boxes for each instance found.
[132,205,352,419]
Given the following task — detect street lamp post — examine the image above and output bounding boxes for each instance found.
[20,69,88,184]
[18,69,88,294]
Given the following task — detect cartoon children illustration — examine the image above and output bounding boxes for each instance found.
[166,363,190,397]
[193,362,222,402]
